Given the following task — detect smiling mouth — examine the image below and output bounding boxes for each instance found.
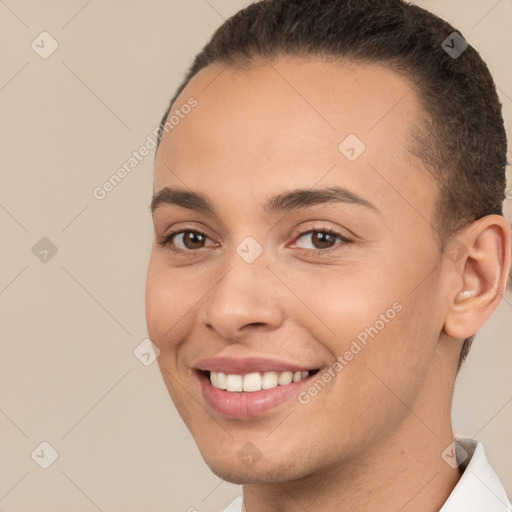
[196,367,324,418]
[200,369,321,392]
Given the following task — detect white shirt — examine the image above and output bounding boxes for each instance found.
[221,438,511,512]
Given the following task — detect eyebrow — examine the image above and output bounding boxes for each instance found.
[150,185,381,216]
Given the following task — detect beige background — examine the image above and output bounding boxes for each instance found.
[0,1,511,511]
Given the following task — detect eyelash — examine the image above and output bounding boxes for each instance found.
[158,227,352,257]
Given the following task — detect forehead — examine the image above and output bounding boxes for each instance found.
[154,57,437,222]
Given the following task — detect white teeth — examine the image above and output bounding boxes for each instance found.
[261,371,278,390]
[242,372,261,392]
[209,370,310,392]
[210,371,227,389]
[216,372,227,389]
[277,371,293,385]
[226,374,243,392]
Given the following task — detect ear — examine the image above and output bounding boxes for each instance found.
[443,215,511,340]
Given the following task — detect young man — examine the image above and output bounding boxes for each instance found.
[145,0,512,510]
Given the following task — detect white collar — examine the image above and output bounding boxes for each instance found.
[440,437,511,511]
[223,438,511,512]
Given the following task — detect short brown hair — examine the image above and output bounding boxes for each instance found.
[156,0,510,370]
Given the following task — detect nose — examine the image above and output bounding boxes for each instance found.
[199,256,286,342]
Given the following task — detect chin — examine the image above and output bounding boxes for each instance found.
[208,465,294,485]
[201,450,314,485]
[208,465,260,485]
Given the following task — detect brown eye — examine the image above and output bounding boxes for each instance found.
[159,229,213,252]
[309,231,337,249]
[178,231,207,250]
[294,228,350,252]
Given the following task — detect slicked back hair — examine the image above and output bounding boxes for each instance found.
[155,0,509,371]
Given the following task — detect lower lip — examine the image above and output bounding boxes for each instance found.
[198,371,314,419]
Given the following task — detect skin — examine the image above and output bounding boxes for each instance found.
[145,57,511,512]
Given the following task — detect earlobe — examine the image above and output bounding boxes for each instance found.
[443,215,512,340]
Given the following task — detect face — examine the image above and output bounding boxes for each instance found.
[145,57,454,484]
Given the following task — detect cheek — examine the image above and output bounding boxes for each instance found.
[146,263,199,419]
[145,270,168,343]
[306,263,439,385]
[295,269,399,345]
[145,261,193,347]
[340,293,441,426]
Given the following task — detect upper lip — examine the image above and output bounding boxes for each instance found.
[195,356,317,374]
